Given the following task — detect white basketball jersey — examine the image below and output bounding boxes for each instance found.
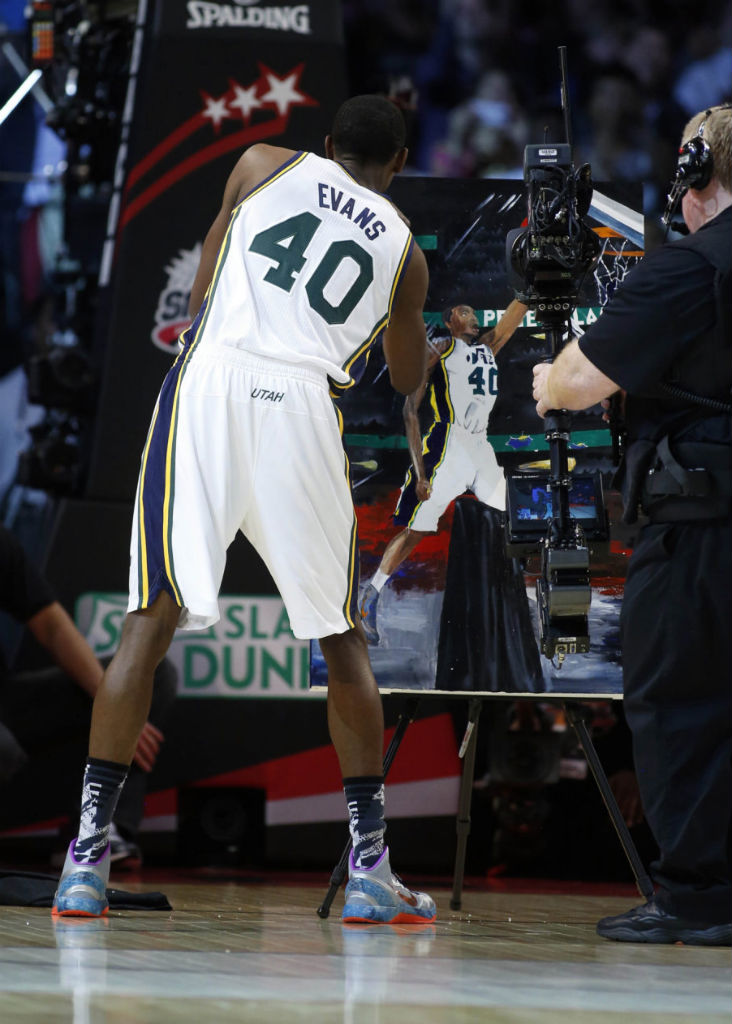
[192,151,414,385]
[431,337,499,432]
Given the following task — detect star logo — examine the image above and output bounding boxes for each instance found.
[200,91,232,131]
[228,80,261,122]
[123,63,320,236]
[258,63,316,116]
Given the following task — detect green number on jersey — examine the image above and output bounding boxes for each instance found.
[306,239,374,325]
[468,366,486,395]
[248,212,320,291]
[249,216,375,326]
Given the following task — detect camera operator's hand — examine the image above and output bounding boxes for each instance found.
[532,362,553,417]
[531,340,619,415]
[601,390,626,423]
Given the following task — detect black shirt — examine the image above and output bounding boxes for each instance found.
[579,207,731,444]
[0,525,55,624]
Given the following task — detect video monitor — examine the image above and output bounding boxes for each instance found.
[505,471,609,555]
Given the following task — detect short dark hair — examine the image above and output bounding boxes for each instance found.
[442,304,471,325]
[331,95,406,164]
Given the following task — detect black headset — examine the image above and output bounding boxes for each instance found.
[663,103,732,231]
[675,110,715,189]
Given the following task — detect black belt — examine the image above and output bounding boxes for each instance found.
[642,438,731,523]
[646,497,730,523]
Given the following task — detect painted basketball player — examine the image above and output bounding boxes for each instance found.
[53,96,436,925]
[359,299,526,644]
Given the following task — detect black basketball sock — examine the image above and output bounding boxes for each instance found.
[343,775,386,869]
[73,757,129,864]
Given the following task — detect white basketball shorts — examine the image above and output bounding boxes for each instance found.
[128,345,359,639]
[395,423,505,532]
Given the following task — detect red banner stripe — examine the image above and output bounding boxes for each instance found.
[120,116,287,229]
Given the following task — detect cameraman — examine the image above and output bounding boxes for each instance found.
[532,104,731,947]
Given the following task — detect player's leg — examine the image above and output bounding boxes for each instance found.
[89,594,180,766]
[358,527,428,643]
[243,368,435,923]
[471,437,506,510]
[320,624,383,778]
[111,655,178,868]
[55,349,244,915]
[360,424,457,643]
[319,623,435,924]
[375,527,428,578]
[52,593,180,917]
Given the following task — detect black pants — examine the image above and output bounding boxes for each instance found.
[621,519,732,922]
[0,658,177,839]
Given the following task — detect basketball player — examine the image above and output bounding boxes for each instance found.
[359,299,526,643]
[53,95,436,925]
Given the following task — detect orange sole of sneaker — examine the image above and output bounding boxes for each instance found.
[342,912,436,925]
[52,907,109,918]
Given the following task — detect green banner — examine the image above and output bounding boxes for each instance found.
[75,592,320,699]
[345,429,612,453]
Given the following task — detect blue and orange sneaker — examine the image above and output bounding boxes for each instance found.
[358,583,380,645]
[52,840,110,918]
[342,848,436,924]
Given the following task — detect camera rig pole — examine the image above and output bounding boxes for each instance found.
[559,46,573,151]
[544,330,574,541]
[504,47,602,662]
[535,324,593,662]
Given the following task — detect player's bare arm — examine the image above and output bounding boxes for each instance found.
[27,602,164,772]
[532,338,619,417]
[382,243,429,394]
[479,298,528,355]
[27,602,103,698]
[402,376,429,494]
[401,333,448,498]
[188,144,297,317]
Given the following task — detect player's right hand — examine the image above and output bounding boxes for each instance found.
[416,478,432,501]
[464,400,487,434]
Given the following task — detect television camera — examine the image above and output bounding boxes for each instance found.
[504,48,609,664]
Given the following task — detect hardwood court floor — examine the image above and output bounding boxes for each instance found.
[0,871,729,1023]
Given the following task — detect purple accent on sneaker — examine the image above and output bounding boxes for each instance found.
[70,839,111,867]
[350,847,388,873]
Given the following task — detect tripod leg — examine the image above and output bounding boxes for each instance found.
[450,698,482,911]
[564,702,654,901]
[316,839,352,920]
[316,697,421,919]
